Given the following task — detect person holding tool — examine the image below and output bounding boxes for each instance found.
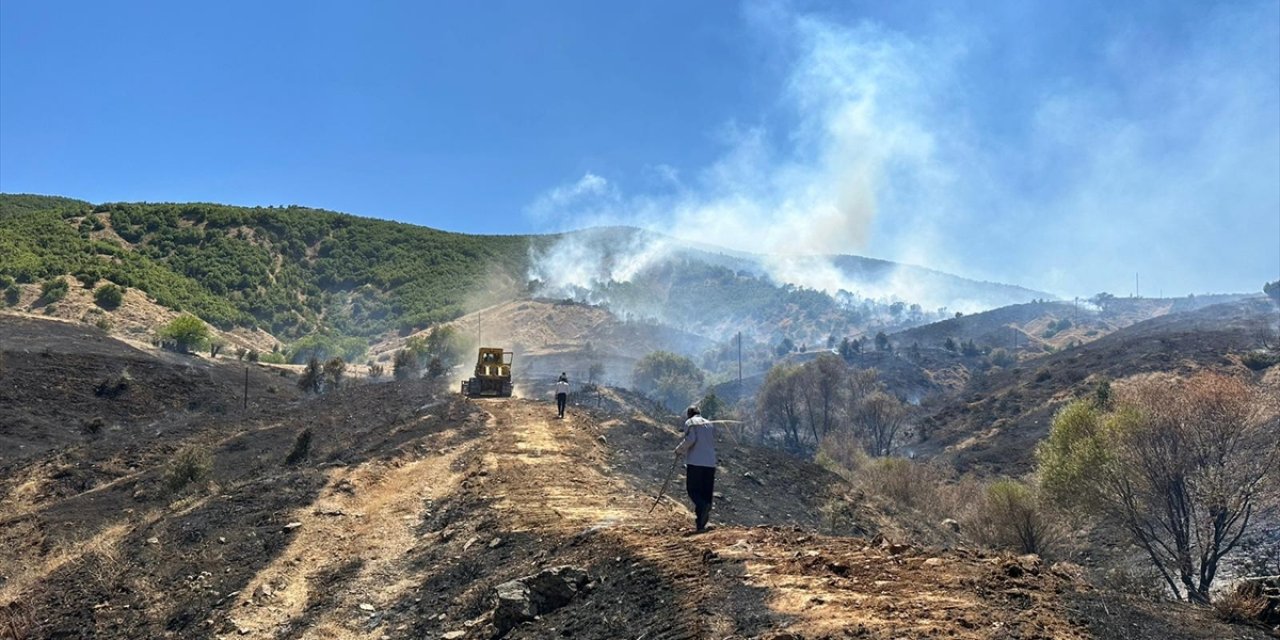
[674,405,716,532]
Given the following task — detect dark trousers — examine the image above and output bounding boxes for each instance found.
[685,464,716,531]
[556,393,567,417]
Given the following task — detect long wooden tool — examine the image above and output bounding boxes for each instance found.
[648,454,681,513]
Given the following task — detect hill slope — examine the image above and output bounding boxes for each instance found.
[3,194,1051,352]
[917,297,1279,475]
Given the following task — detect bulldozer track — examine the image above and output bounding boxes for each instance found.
[479,399,732,639]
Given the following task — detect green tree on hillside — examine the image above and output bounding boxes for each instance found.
[874,331,891,352]
[158,314,210,353]
[1037,372,1278,604]
[632,351,704,412]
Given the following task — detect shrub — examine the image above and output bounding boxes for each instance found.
[989,348,1015,367]
[94,367,132,398]
[39,277,68,304]
[285,428,313,465]
[209,338,226,358]
[1212,580,1277,626]
[968,479,1062,557]
[92,282,124,309]
[393,349,416,380]
[163,446,213,493]
[258,351,286,364]
[1241,351,1280,371]
[323,357,345,389]
[158,314,210,353]
[298,357,324,394]
[2,285,19,306]
[82,416,106,436]
[368,362,384,379]
[425,356,445,379]
[0,275,13,289]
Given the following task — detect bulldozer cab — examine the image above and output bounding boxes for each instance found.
[464,347,514,397]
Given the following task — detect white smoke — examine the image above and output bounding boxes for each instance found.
[526,11,967,307]
[526,1,1278,304]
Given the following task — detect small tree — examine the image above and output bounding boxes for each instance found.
[209,338,226,358]
[1263,280,1279,304]
[700,391,725,420]
[874,332,891,352]
[943,337,957,353]
[588,361,605,385]
[3,285,19,306]
[775,337,795,357]
[1038,373,1280,603]
[393,349,415,380]
[298,357,324,394]
[632,351,704,412]
[425,356,445,379]
[989,348,1014,367]
[323,357,345,390]
[856,391,908,457]
[93,283,124,309]
[368,362,384,379]
[158,314,210,353]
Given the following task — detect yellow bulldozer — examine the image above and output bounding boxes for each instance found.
[462,347,514,397]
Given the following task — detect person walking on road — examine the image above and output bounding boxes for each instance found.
[554,373,570,419]
[674,405,716,533]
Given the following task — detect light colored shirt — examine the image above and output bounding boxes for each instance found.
[677,416,716,467]
[554,380,570,396]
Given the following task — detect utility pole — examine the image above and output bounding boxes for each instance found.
[1135,272,1140,298]
[737,331,742,390]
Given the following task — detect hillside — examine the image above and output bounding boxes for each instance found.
[2,194,1053,356]
[915,297,1279,475]
[0,194,533,338]
[3,314,1268,640]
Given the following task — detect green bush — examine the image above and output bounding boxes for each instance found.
[1241,351,1280,371]
[163,446,213,493]
[39,277,68,304]
[2,285,19,306]
[93,283,125,309]
[632,350,705,412]
[258,351,286,364]
[158,314,210,353]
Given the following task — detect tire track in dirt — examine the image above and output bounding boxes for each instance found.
[479,399,728,638]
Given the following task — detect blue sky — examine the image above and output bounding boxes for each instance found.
[2,1,1277,297]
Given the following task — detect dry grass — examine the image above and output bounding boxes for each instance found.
[0,523,130,606]
[1212,581,1274,626]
